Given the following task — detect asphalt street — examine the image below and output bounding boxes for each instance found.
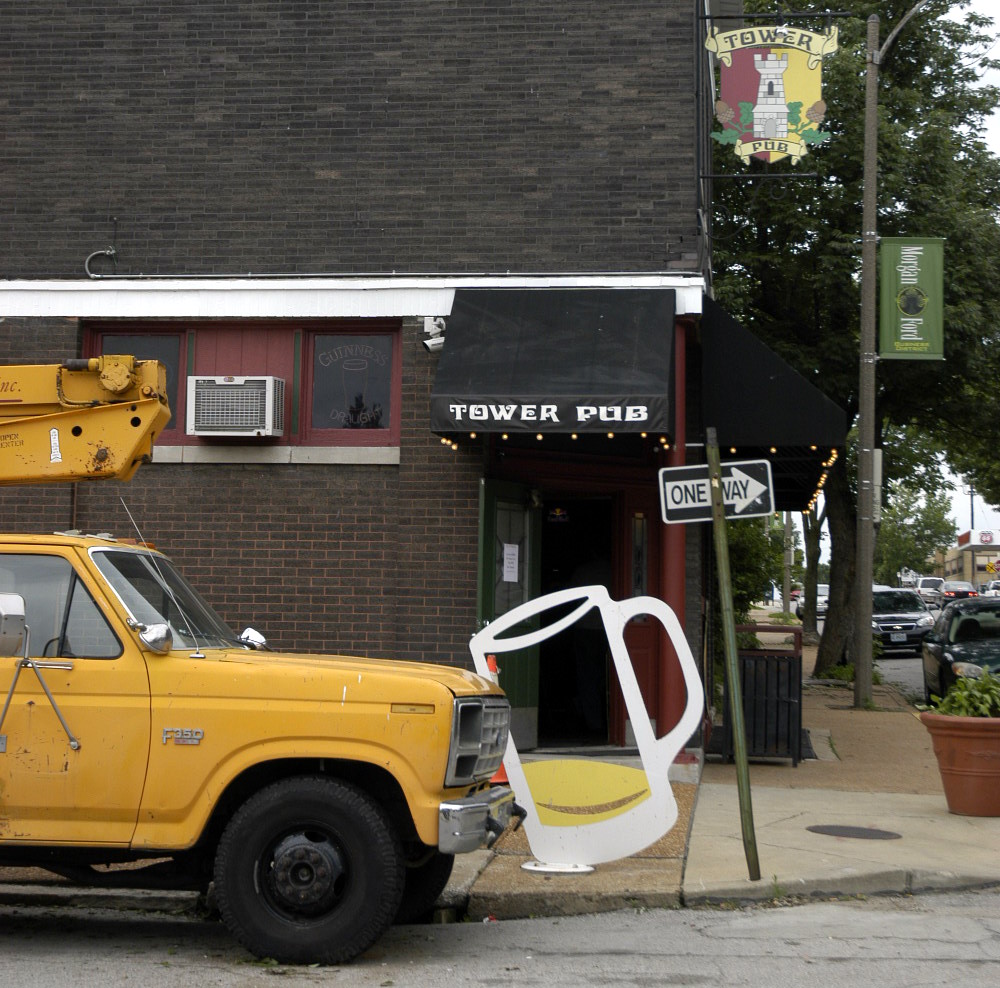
[2,888,1000,986]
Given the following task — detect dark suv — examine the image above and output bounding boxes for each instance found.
[872,588,935,655]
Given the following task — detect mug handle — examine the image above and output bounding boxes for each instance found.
[600,594,703,773]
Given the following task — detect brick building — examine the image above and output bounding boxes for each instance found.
[1,1,843,748]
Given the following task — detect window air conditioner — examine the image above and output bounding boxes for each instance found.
[186,376,285,437]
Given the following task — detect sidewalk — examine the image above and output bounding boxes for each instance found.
[459,640,1000,920]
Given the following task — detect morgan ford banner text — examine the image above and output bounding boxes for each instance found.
[879,238,944,360]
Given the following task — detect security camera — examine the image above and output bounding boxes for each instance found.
[422,335,445,353]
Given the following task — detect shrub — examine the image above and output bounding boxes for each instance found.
[931,671,1000,718]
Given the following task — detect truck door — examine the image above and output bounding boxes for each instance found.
[0,551,150,843]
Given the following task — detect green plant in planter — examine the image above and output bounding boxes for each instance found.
[928,671,1000,718]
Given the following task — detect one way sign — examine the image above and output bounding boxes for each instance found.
[658,460,774,525]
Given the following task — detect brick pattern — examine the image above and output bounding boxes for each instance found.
[1,2,698,277]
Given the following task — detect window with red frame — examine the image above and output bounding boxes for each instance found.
[85,321,402,446]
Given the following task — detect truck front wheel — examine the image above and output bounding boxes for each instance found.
[395,850,455,924]
[214,776,405,965]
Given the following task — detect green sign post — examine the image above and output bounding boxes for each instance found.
[879,237,944,360]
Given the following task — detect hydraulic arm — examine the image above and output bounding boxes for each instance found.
[0,356,170,484]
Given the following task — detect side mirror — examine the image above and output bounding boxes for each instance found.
[139,623,173,654]
[0,593,26,655]
[239,627,268,650]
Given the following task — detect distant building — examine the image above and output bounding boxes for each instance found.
[932,531,1000,590]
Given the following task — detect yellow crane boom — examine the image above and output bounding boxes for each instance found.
[0,356,171,485]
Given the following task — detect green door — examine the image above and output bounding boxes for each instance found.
[478,479,542,749]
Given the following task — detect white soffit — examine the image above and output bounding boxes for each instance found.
[0,274,705,320]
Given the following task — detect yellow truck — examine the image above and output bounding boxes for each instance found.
[0,359,514,964]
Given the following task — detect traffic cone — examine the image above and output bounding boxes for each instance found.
[486,655,509,785]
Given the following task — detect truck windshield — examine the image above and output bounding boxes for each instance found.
[91,548,240,650]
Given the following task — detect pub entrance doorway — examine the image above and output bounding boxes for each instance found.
[479,477,663,750]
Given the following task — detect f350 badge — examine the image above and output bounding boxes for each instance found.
[162,727,204,745]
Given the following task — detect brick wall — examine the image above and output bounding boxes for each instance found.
[2,1,698,277]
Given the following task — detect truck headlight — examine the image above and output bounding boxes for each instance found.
[445,697,511,786]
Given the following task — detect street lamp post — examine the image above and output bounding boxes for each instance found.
[855,4,929,709]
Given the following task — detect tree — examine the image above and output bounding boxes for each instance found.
[799,503,826,643]
[874,481,956,585]
[710,0,1000,676]
[726,517,784,623]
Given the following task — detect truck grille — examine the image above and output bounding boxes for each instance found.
[445,696,511,786]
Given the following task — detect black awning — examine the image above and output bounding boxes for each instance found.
[700,297,847,510]
[430,289,675,435]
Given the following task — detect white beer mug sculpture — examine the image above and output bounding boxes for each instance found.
[470,586,703,870]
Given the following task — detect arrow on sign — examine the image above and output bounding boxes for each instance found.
[722,467,768,514]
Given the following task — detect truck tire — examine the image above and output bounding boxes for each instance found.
[214,776,405,965]
[394,850,455,924]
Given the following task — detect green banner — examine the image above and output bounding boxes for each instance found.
[879,237,944,360]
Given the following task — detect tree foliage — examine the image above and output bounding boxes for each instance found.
[726,517,784,623]
[874,480,956,585]
[710,0,1000,673]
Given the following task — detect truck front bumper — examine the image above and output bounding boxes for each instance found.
[438,785,517,854]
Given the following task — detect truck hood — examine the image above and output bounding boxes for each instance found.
[203,647,497,699]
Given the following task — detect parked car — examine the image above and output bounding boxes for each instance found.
[940,580,979,602]
[871,588,934,656]
[795,584,829,619]
[915,576,944,608]
[922,598,1000,703]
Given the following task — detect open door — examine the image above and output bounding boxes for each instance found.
[478,479,542,749]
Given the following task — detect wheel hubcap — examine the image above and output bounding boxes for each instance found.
[267,832,345,915]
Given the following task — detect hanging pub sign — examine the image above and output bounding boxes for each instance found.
[879,238,945,360]
[705,25,839,164]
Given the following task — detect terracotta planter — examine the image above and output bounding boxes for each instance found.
[920,711,1000,816]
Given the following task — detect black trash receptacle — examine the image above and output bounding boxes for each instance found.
[723,651,802,766]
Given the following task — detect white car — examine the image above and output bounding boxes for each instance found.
[796,584,829,618]
[915,576,944,608]
[983,581,1000,597]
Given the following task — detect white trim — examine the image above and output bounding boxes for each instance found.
[0,273,705,319]
[151,445,400,466]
